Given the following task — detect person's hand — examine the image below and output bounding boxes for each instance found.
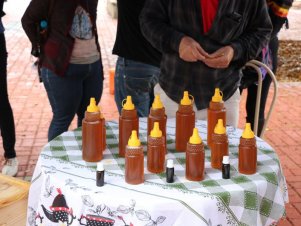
[203,46,234,69]
[179,36,209,62]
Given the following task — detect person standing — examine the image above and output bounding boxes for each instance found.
[140,0,272,127]
[22,0,104,141]
[112,0,162,117]
[241,0,293,136]
[0,0,18,176]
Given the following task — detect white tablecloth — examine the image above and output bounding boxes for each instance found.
[27,118,288,226]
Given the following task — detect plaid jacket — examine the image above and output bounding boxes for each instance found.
[22,0,102,77]
[140,0,272,110]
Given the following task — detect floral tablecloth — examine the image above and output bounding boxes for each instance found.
[27,118,288,226]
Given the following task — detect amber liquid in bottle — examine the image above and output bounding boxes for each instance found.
[211,133,229,169]
[176,104,195,152]
[119,109,139,157]
[147,107,167,144]
[207,101,226,148]
[186,142,205,181]
[82,111,104,162]
[147,135,165,173]
[125,146,144,184]
[102,123,106,152]
[239,137,257,174]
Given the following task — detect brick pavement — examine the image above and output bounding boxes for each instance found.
[1,0,301,225]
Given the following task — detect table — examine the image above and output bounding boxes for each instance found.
[26,118,288,226]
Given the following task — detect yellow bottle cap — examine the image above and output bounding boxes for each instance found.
[242,123,255,139]
[180,91,192,105]
[128,130,141,147]
[152,94,164,109]
[211,88,223,102]
[214,119,226,134]
[150,122,162,137]
[123,96,135,110]
[87,97,99,112]
[189,128,202,144]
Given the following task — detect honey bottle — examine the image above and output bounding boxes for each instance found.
[147,94,167,146]
[211,119,229,169]
[119,96,139,157]
[207,88,226,147]
[186,128,205,181]
[239,123,257,175]
[176,91,195,152]
[82,98,104,162]
[147,122,165,173]
[125,130,144,185]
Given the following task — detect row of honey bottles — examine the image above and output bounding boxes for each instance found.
[81,88,257,179]
[122,120,257,185]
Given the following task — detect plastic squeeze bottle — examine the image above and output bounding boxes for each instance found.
[82,98,105,162]
[239,123,257,175]
[176,91,195,152]
[147,122,165,173]
[125,130,144,185]
[186,128,205,181]
[207,88,226,148]
[147,94,167,146]
[211,119,229,169]
[119,96,139,157]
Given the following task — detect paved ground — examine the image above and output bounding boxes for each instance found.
[1,0,301,225]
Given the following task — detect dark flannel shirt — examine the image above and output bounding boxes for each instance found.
[140,0,272,110]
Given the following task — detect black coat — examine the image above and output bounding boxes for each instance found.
[21,0,102,76]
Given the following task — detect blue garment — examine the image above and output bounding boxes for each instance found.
[114,57,160,117]
[41,61,103,141]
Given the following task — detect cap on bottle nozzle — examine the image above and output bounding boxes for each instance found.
[122,96,135,110]
[152,94,164,109]
[87,97,99,112]
[40,20,48,29]
[189,128,202,144]
[180,91,192,105]
[242,123,255,139]
[211,88,223,102]
[222,156,230,164]
[97,161,104,171]
[150,122,162,138]
[214,119,226,134]
[128,130,141,147]
[167,159,174,168]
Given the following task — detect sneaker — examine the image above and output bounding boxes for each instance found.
[2,157,19,177]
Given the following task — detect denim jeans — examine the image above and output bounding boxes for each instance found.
[114,57,160,117]
[41,60,103,141]
[0,33,16,159]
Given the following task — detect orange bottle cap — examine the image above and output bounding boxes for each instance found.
[87,97,99,112]
[150,122,162,137]
[152,94,164,109]
[122,96,135,110]
[189,128,202,144]
[214,119,226,134]
[242,123,255,138]
[211,88,223,102]
[128,130,141,147]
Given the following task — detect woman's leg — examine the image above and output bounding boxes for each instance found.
[77,60,103,127]
[0,33,16,159]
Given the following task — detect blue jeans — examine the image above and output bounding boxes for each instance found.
[41,61,103,141]
[114,57,160,117]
